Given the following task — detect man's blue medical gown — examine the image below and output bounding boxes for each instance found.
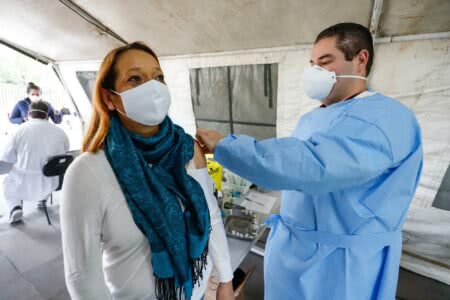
[214,93,423,300]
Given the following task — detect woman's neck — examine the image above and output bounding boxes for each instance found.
[119,115,160,137]
[129,123,159,137]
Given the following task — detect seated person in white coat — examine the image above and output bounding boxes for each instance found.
[60,42,234,300]
[1,100,69,224]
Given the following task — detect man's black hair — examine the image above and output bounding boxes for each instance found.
[315,23,374,75]
[29,100,49,119]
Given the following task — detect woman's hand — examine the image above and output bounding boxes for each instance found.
[216,281,235,300]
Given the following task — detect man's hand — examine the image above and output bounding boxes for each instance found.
[195,128,223,154]
[217,281,235,300]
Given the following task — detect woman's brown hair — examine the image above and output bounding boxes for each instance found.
[82,42,160,153]
[27,82,41,94]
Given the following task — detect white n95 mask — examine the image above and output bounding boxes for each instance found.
[303,65,367,101]
[111,79,171,126]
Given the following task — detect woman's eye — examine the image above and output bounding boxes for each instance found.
[128,75,141,83]
[156,74,165,83]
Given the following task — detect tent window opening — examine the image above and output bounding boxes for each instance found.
[190,64,278,141]
[432,164,450,211]
[76,71,97,102]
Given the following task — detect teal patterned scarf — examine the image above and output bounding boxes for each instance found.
[105,116,210,300]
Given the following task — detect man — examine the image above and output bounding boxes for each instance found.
[196,23,423,299]
[1,100,69,224]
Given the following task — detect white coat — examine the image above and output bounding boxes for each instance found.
[0,118,69,203]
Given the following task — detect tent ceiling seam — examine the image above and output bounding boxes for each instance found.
[58,0,128,45]
[0,38,53,65]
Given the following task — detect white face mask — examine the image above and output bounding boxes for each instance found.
[303,65,367,101]
[111,79,171,126]
[29,95,41,102]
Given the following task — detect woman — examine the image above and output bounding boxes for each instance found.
[9,82,63,124]
[61,42,234,300]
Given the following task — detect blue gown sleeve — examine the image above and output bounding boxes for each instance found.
[9,102,25,124]
[214,116,394,194]
[48,104,63,124]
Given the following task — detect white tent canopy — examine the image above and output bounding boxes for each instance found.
[0,0,449,62]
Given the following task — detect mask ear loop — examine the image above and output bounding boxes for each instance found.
[336,75,368,80]
[29,109,49,118]
[313,65,367,82]
[108,89,127,116]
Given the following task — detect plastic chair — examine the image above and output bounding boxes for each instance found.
[42,154,74,225]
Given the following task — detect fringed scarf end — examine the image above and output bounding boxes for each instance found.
[192,242,209,286]
[155,277,184,300]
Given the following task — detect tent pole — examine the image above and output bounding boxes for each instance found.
[369,0,384,37]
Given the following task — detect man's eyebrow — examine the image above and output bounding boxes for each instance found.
[310,54,335,64]
[318,54,334,60]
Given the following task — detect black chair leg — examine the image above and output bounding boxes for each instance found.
[42,201,51,225]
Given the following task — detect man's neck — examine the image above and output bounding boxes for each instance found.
[322,83,368,107]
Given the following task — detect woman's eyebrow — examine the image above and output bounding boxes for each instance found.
[125,67,162,75]
[126,67,143,74]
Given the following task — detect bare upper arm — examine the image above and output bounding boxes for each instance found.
[192,140,207,169]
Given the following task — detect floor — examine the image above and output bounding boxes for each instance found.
[0,194,70,300]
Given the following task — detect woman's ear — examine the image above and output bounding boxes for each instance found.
[100,88,116,111]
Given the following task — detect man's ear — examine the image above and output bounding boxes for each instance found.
[100,88,115,111]
[357,49,369,76]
